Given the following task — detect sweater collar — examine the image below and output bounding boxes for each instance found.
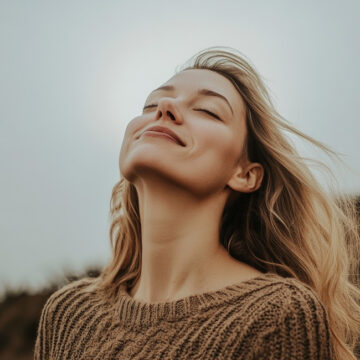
[115,272,280,327]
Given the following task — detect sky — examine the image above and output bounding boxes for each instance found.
[0,0,359,298]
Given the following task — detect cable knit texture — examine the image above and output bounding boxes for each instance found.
[33,272,335,359]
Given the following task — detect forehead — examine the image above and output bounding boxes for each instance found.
[156,69,246,117]
[168,68,232,87]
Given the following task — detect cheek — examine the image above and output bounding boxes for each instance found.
[207,122,246,170]
[199,126,238,160]
[124,116,144,137]
[121,116,147,150]
[213,142,239,173]
[194,129,240,176]
[119,117,144,172]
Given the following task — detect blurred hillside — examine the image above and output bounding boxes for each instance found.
[0,267,101,360]
[0,196,359,360]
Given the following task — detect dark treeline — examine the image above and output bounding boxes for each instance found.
[0,268,101,360]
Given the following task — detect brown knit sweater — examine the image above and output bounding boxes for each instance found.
[34,272,335,359]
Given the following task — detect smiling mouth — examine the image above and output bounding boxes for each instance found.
[141,131,183,145]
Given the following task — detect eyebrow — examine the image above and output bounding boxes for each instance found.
[150,85,234,115]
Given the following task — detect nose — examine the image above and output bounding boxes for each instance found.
[155,98,182,123]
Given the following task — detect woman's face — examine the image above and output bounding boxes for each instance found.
[119,68,248,196]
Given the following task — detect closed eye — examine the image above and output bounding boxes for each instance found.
[143,104,157,110]
[194,108,221,121]
[143,104,222,121]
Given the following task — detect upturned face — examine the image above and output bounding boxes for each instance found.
[119,68,248,196]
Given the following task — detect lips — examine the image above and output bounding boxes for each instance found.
[142,126,185,146]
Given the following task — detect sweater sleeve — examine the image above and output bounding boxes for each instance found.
[33,293,55,360]
[251,281,335,360]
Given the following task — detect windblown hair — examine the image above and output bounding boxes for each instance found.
[94,47,360,359]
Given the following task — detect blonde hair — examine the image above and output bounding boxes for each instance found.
[95,47,360,359]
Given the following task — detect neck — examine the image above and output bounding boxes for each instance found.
[128,174,255,303]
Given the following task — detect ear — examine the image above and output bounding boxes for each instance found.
[226,162,264,193]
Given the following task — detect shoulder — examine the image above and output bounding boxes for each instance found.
[220,273,330,329]
[40,277,101,328]
[230,273,335,359]
[241,273,331,333]
[44,277,97,307]
[264,275,332,337]
[258,274,328,311]
[34,277,101,358]
[234,272,329,314]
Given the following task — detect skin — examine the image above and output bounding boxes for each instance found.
[119,69,264,303]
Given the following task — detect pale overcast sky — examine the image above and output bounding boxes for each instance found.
[0,0,359,297]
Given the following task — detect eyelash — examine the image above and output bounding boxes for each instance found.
[142,104,222,121]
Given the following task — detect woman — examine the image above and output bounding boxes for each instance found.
[34,47,360,360]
